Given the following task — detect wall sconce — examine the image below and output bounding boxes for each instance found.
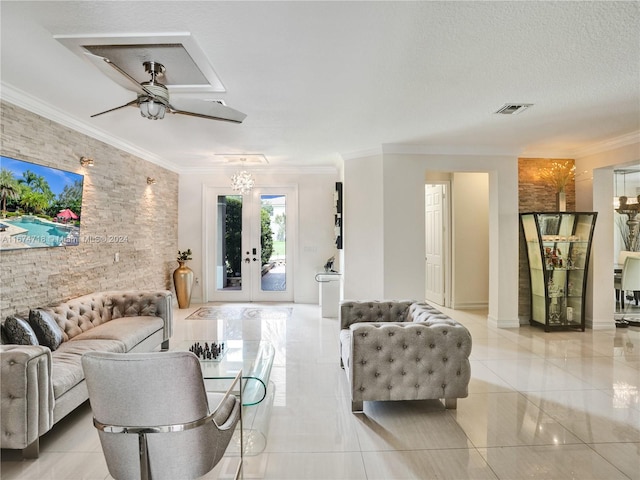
[79,156,94,167]
[146,177,157,185]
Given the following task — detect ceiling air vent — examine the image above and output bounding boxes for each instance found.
[495,103,533,115]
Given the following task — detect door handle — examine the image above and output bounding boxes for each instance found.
[244,257,251,263]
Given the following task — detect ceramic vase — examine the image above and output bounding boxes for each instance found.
[173,260,194,309]
[556,191,566,212]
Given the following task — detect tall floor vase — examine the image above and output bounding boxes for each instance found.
[556,191,567,212]
[173,261,194,309]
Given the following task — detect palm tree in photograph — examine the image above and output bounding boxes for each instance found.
[0,168,20,215]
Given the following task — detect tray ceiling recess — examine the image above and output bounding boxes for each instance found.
[55,33,226,93]
[213,154,269,165]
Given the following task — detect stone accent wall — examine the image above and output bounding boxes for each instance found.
[518,158,576,323]
[0,102,178,317]
[518,158,576,212]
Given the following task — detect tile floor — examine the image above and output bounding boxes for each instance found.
[1,302,639,480]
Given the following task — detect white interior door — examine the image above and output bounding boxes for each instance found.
[205,186,296,302]
[425,183,446,305]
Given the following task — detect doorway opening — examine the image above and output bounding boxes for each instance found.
[205,186,296,302]
[613,167,640,318]
[425,172,489,310]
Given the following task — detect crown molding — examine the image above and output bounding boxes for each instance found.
[381,143,519,157]
[342,144,519,160]
[340,147,383,160]
[571,131,640,159]
[1,82,180,173]
[517,150,575,159]
[180,164,337,175]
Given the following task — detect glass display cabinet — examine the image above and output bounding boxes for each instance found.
[520,212,597,331]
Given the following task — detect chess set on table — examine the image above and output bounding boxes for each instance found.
[188,341,227,361]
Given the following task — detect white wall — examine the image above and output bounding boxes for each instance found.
[575,139,640,328]
[343,154,385,299]
[339,138,638,330]
[178,169,338,304]
[452,172,489,309]
[344,148,519,328]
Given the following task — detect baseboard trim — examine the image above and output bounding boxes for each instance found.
[488,315,521,329]
[451,302,489,310]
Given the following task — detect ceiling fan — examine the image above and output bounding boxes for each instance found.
[85,53,246,123]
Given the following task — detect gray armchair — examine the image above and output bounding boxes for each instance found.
[82,351,242,480]
[340,300,472,412]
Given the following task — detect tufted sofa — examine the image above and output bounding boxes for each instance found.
[339,300,472,412]
[0,290,173,458]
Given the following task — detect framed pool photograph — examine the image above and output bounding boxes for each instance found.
[0,155,84,250]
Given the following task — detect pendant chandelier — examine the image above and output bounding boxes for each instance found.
[230,170,255,194]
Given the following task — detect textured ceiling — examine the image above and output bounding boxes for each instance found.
[1,1,639,172]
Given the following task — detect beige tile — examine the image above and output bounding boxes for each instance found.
[479,444,631,480]
[590,442,640,480]
[452,392,582,447]
[256,452,366,479]
[4,304,640,480]
[353,400,474,451]
[467,360,516,393]
[482,357,594,391]
[38,403,102,454]
[362,448,498,480]
[523,389,640,443]
[469,336,540,361]
[278,361,351,399]
[202,455,256,479]
[0,452,108,480]
[614,353,640,370]
[546,355,640,390]
[265,395,361,453]
[590,329,640,356]
[513,335,602,359]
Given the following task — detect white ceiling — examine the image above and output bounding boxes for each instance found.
[1,1,639,173]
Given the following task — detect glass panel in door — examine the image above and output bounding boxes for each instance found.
[216,195,244,292]
[259,194,286,292]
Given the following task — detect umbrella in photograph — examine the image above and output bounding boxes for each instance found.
[57,208,78,220]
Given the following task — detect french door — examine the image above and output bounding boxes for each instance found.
[205,186,296,302]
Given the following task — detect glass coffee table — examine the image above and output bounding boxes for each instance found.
[191,339,274,405]
[175,339,275,455]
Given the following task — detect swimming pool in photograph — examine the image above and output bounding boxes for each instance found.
[1,217,79,248]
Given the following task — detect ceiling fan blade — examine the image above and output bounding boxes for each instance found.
[83,52,153,97]
[90,99,139,118]
[168,98,247,124]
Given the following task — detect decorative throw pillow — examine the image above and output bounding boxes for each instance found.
[4,316,39,345]
[29,309,64,351]
[0,323,8,344]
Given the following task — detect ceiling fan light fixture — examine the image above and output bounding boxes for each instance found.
[230,170,255,195]
[139,98,166,120]
[83,54,246,123]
